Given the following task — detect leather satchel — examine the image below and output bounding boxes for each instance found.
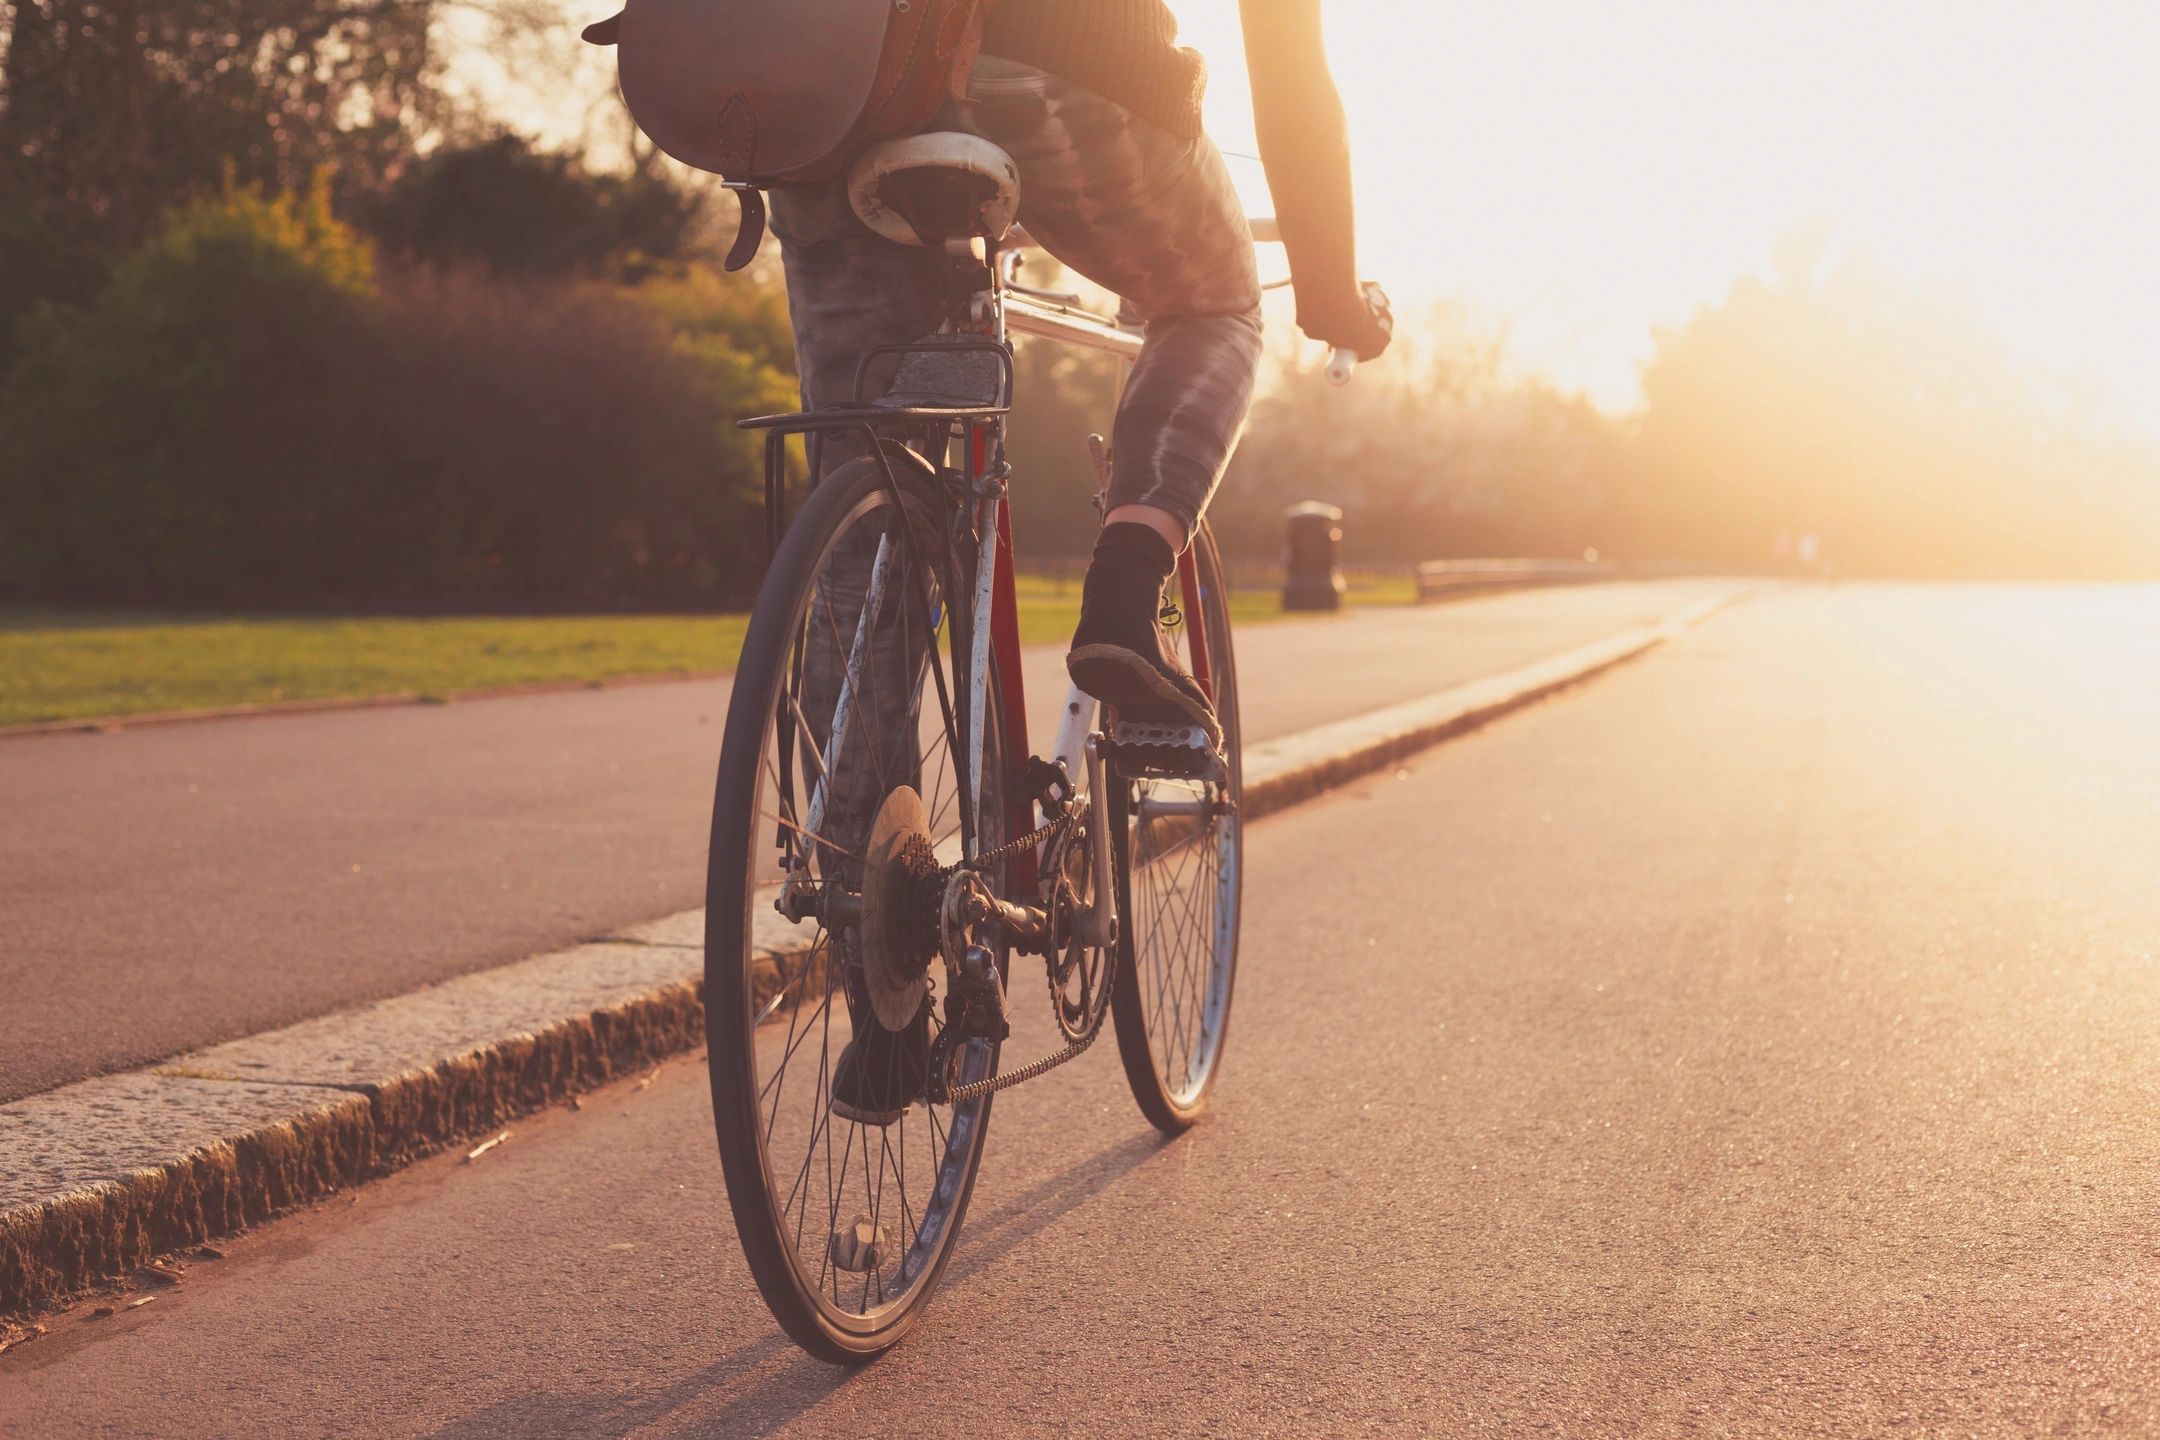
[583,0,1003,269]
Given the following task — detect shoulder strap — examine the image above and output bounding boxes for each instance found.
[941,0,1003,105]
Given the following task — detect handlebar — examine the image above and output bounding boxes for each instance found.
[1002,215,1366,385]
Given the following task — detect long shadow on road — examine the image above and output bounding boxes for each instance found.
[415,1128,1173,1439]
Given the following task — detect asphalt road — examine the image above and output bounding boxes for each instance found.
[0,581,1726,1103]
[10,582,2160,1436]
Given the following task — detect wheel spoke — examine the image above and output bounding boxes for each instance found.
[758,809,864,865]
[712,476,1007,1334]
[1113,542,1242,1126]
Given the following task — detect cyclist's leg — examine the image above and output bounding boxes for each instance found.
[771,182,951,474]
[962,57,1263,537]
[772,178,949,851]
[770,184,950,1117]
[961,57,1263,737]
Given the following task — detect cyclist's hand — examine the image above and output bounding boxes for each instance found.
[1298,281,1392,361]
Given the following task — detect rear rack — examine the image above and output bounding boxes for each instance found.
[737,402,1007,435]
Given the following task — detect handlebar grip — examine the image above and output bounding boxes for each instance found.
[1325,347,1358,387]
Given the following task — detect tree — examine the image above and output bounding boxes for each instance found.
[366,134,707,278]
[0,174,794,610]
[0,173,379,601]
[1210,305,1614,565]
[1622,253,2160,577]
[0,0,436,342]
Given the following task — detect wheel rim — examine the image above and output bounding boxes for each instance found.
[729,483,1001,1335]
[1122,554,1241,1111]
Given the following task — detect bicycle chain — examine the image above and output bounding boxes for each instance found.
[960,806,1075,873]
[945,1008,1108,1101]
[939,799,1110,1103]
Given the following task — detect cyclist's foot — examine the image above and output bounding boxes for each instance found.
[829,1004,930,1126]
[1066,522,1223,748]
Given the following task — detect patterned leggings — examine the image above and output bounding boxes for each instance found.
[770,57,1264,542]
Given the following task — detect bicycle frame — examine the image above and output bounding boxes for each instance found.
[717,151,1326,1353]
[741,234,1227,951]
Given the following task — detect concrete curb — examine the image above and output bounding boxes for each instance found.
[1240,589,1740,819]
[0,587,1745,1319]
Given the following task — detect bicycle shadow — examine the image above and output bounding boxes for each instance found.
[941,1125,1168,1285]
[421,1331,824,1440]
[421,1128,1173,1437]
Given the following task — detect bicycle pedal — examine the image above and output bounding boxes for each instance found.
[1107,722,1224,781]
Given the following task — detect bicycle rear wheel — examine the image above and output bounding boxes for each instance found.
[705,448,1006,1362]
[1108,523,1243,1134]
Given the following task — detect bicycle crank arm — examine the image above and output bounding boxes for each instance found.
[1133,793,1233,823]
[1078,734,1120,948]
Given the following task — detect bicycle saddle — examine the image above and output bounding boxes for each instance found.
[848,133,1019,247]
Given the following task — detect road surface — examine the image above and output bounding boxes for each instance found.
[9,582,2160,1436]
[0,581,1728,1103]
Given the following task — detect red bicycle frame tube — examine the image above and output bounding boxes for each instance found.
[977,424,1210,890]
[1177,546,1212,703]
[976,423,1038,893]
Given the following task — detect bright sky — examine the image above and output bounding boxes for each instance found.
[1175,1,2160,438]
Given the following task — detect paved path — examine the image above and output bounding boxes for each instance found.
[0,582,1729,1103]
[10,583,2160,1435]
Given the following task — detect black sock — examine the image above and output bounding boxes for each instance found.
[1073,523,1176,651]
[1092,521,1177,579]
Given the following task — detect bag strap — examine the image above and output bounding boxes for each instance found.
[725,188,767,271]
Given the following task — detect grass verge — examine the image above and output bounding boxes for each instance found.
[1,573,1412,728]
[0,613,752,727]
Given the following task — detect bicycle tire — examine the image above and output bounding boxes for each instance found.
[705,448,1007,1362]
[1108,522,1244,1134]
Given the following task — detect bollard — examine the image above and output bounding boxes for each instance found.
[1281,501,1346,612]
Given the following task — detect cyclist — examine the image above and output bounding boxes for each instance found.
[774,0,1392,754]
[777,0,1392,1124]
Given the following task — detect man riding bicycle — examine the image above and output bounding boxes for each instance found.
[746,0,1393,1123]
[579,1,1398,1353]
[595,0,1391,1126]
[772,0,1392,753]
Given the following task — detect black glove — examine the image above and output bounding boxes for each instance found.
[1298,281,1392,361]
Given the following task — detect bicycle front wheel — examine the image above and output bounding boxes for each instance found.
[705,448,1006,1362]
[1109,522,1244,1134]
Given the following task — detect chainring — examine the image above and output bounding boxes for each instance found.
[1041,818,1111,1043]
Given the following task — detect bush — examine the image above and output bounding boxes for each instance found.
[632,262,797,380]
[0,179,797,610]
[366,136,709,280]
[354,267,792,609]
[0,173,377,600]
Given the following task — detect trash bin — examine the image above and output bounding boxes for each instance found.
[1281,501,1346,612]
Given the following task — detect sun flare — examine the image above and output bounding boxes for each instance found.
[1178,1,2160,438]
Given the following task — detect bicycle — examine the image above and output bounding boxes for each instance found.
[702,130,1359,1363]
